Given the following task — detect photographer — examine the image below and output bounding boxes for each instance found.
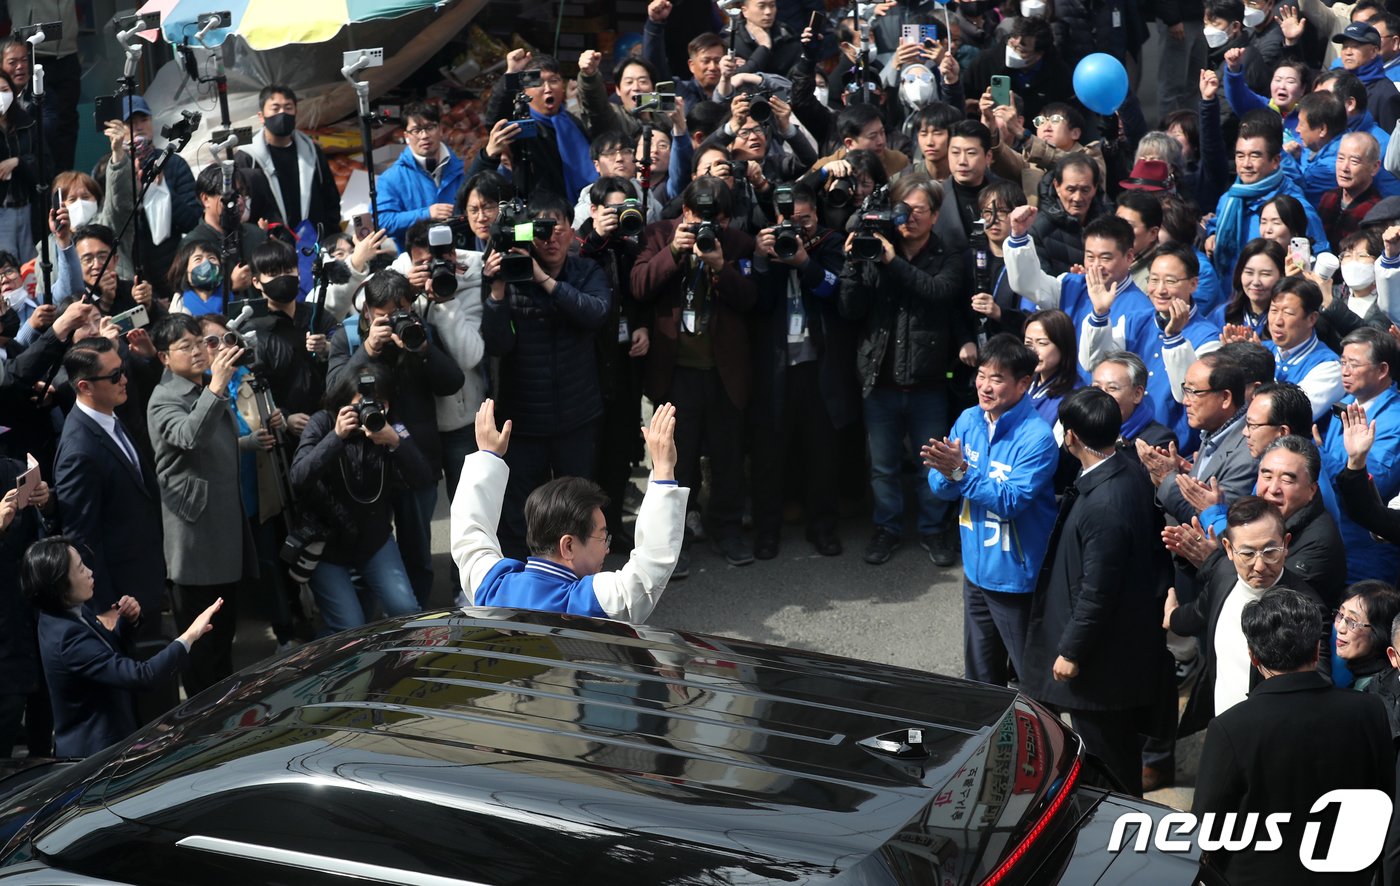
[838,176,970,567]
[750,181,855,559]
[452,171,514,253]
[147,314,255,696]
[180,165,267,284]
[666,145,772,234]
[327,269,466,605]
[579,176,651,550]
[799,148,887,233]
[706,86,817,190]
[377,102,467,249]
[289,366,429,634]
[809,104,910,180]
[483,191,611,560]
[631,176,759,571]
[243,240,338,442]
[571,129,664,228]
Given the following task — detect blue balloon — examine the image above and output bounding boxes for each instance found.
[1072,53,1129,116]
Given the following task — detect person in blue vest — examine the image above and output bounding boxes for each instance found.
[1205,110,1329,282]
[1320,326,1400,584]
[1003,206,1153,333]
[377,102,466,250]
[1079,243,1224,450]
[925,334,1058,687]
[1263,276,1345,419]
[452,400,688,623]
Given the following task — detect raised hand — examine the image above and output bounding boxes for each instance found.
[1008,204,1037,239]
[475,398,512,456]
[1200,68,1220,102]
[1084,262,1115,317]
[642,402,677,480]
[1223,47,1245,73]
[1342,402,1376,470]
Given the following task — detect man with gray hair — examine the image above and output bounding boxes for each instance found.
[1089,351,1176,461]
[1319,130,1383,247]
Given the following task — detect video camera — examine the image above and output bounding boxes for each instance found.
[849,184,910,263]
[355,374,388,433]
[220,329,258,367]
[489,199,558,284]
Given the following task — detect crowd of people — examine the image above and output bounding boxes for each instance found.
[7,0,1400,877]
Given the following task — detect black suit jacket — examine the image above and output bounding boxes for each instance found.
[1170,559,1330,737]
[1194,671,1394,886]
[1280,495,1347,610]
[53,407,165,614]
[1022,455,1174,711]
[36,607,186,757]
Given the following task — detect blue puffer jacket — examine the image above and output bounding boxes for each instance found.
[930,394,1059,594]
[481,254,612,436]
[376,147,466,248]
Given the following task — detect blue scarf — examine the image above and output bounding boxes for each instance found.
[1122,398,1156,442]
[1356,55,1387,86]
[1213,167,1283,281]
[529,107,597,198]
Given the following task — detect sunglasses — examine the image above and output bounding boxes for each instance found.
[81,366,125,385]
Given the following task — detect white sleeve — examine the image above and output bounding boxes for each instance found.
[1387,121,1400,180]
[1300,361,1346,420]
[1003,234,1065,312]
[449,450,509,606]
[322,257,372,321]
[1077,312,1119,372]
[1162,335,1221,404]
[574,185,593,229]
[590,479,690,624]
[1377,255,1400,325]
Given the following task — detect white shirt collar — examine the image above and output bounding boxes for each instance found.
[74,399,117,432]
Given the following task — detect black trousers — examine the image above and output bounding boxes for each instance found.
[1069,706,1156,797]
[597,356,644,539]
[499,421,600,560]
[172,581,239,699]
[750,360,839,540]
[666,366,746,542]
[40,53,80,173]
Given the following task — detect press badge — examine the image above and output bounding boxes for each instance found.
[788,313,806,342]
[682,309,698,334]
[618,316,630,343]
[1112,7,1121,26]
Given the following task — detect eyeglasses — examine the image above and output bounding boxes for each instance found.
[1181,385,1223,399]
[1340,358,1376,371]
[1146,275,1191,288]
[1033,114,1066,128]
[598,148,634,160]
[0,266,20,281]
[1094,382,1128,394]
[735,125,765,138]
[980,207,1009,221]
[78,250,113,268]
[1231,545,1287,565]
[589,531,612,548]
[465,204,496,218]
[80,366,125,385]
[165,341,200,355]
[405,124,439,136]
[1334,609,1373,632]
[1244,419,1279,432]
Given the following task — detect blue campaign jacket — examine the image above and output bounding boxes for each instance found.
[474,557,607,618]
[1320,386,1400,583]
[930,395,1059,594]
[376,147,467,248]
[1121,306,1221,446]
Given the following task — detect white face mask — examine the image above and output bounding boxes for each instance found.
[1242,6,1266,27]
[1021,0,1046,17]
[0,92,13,116]
[1203,25,1229,48]
[814,86,829,106]
[1006,45,1031,69]
[67,198,98,229]
[1342,260,1377,290]
[900,65,935,109]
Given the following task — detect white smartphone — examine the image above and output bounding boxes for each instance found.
[111,304,149,333]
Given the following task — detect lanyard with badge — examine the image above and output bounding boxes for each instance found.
[787,268,807,344]
[682,261,707,336]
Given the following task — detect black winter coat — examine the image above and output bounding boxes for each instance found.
[1028,175,1107,277]
[289,409,431,565]
[838,234,969,396]
[325,317,467,479]
[965,44,1074,123]
[1022,455,1174,711]
[1278,495,1347,610]
[1336,465,1400,547]
[482,254,611,436]
[750,227,860,430]
[727,20,803,77]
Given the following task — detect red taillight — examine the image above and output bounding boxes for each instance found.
[979,753,1082,886]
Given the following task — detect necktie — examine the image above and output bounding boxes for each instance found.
[113,418,143,479]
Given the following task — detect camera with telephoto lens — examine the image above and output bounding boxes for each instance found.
[742,86,790,124]
[615,198,645,236]
[849,185,910,263]
[824,171,854,209]
[388,309,427,351]
[489,199,558,284]
[771,221,803,260]
[427,224,459,297]
[685,191,720,253]
[355,374,387,433]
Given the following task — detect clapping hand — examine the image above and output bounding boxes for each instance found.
[1162,517,1221,570]
[1175,474,1223,513]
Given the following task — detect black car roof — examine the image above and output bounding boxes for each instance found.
[93,610,1046,883]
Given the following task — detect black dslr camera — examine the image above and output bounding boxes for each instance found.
[849,184,910,263]
[388,310,427,351]
[615,198,646,236]
[355,374,387,433]
[489,198,558,284]
[824,169,854,209]
[686,191,720,253]
[427,224,459,297]
[742,85,790,124]
[772,184,802,258]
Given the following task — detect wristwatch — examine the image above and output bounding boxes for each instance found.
[949,463,968,482]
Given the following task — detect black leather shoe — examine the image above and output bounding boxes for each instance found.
[754,535,780,560]
[807,528,842,557]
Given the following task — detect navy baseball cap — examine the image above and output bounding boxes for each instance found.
[1333,21,1381,46]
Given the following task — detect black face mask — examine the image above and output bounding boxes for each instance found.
[262,274,299,303]
[265,113,296,138]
